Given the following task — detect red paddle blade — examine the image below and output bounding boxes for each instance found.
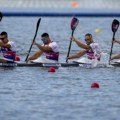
[71,17,79,31]
[112,19,119,33]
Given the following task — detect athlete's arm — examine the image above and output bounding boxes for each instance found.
[113,39,120,44]
[67,50,86,60]
[111,54,120,60]
[71,37,90,50]
[26,50,43,62]
[34,42,52,52]
[116,40,120,44]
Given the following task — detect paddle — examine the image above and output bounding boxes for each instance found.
[0,12,3,22]
[109,19,119,64]
[25,18,41,61]
[66,17,79,63]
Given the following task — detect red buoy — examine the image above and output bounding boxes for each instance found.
[48,67,56,72]
[91,82,99,88]
[15,56,20,61]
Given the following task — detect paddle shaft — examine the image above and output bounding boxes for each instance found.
[66,30,74,63]
[25,18,41,61]
[109,32,115,64]
[25,37,36,61]
[0,12,3,22]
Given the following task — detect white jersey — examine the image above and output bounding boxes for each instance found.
[86,42,101,60]
[90,42,101,55]
[44,41,59,61]
[47,41,59,52]
[8,41,16,52]
[0,41,17,61]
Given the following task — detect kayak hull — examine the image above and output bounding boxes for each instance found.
[0,62,110,68]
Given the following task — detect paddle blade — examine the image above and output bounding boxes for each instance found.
[0,12,3,22]
[33,18,41,40]
[112,19,119,33]
[71,17,79,31]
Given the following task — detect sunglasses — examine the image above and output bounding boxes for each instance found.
[0,37,5,40]
[85,39,90,41]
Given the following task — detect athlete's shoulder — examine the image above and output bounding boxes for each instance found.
[8,41,15,45]
[50,41,58,46]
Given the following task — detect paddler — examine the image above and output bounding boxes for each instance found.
[66,33,101,63]
[25,33,59,63]
[0,31,20,63]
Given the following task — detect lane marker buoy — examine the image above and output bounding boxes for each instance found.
[48,67,56,72]
[91,82,100,88]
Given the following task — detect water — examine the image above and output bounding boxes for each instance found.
[0,17,120,120]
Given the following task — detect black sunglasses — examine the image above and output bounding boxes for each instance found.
[85,39,90,41]
[0,37,5,40]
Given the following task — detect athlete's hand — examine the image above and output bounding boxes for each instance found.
[112,38,116,43]
[32,40,36,45]
[66,56,70,60]
[110,57,114,60]
[25,58,29,63]
[70,37,76,42]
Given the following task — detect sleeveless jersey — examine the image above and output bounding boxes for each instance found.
[0,41,16,61]
[86,42,101,60]
[44,41,59,61]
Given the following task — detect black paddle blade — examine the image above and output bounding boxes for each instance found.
[33,18,41,40]
[112,19,119,33]
[71,17,79,31]
[0,12,3,22]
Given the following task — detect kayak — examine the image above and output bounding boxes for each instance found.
[0,62,79,67]
[0,57,116,68]
[0,61,112,68]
